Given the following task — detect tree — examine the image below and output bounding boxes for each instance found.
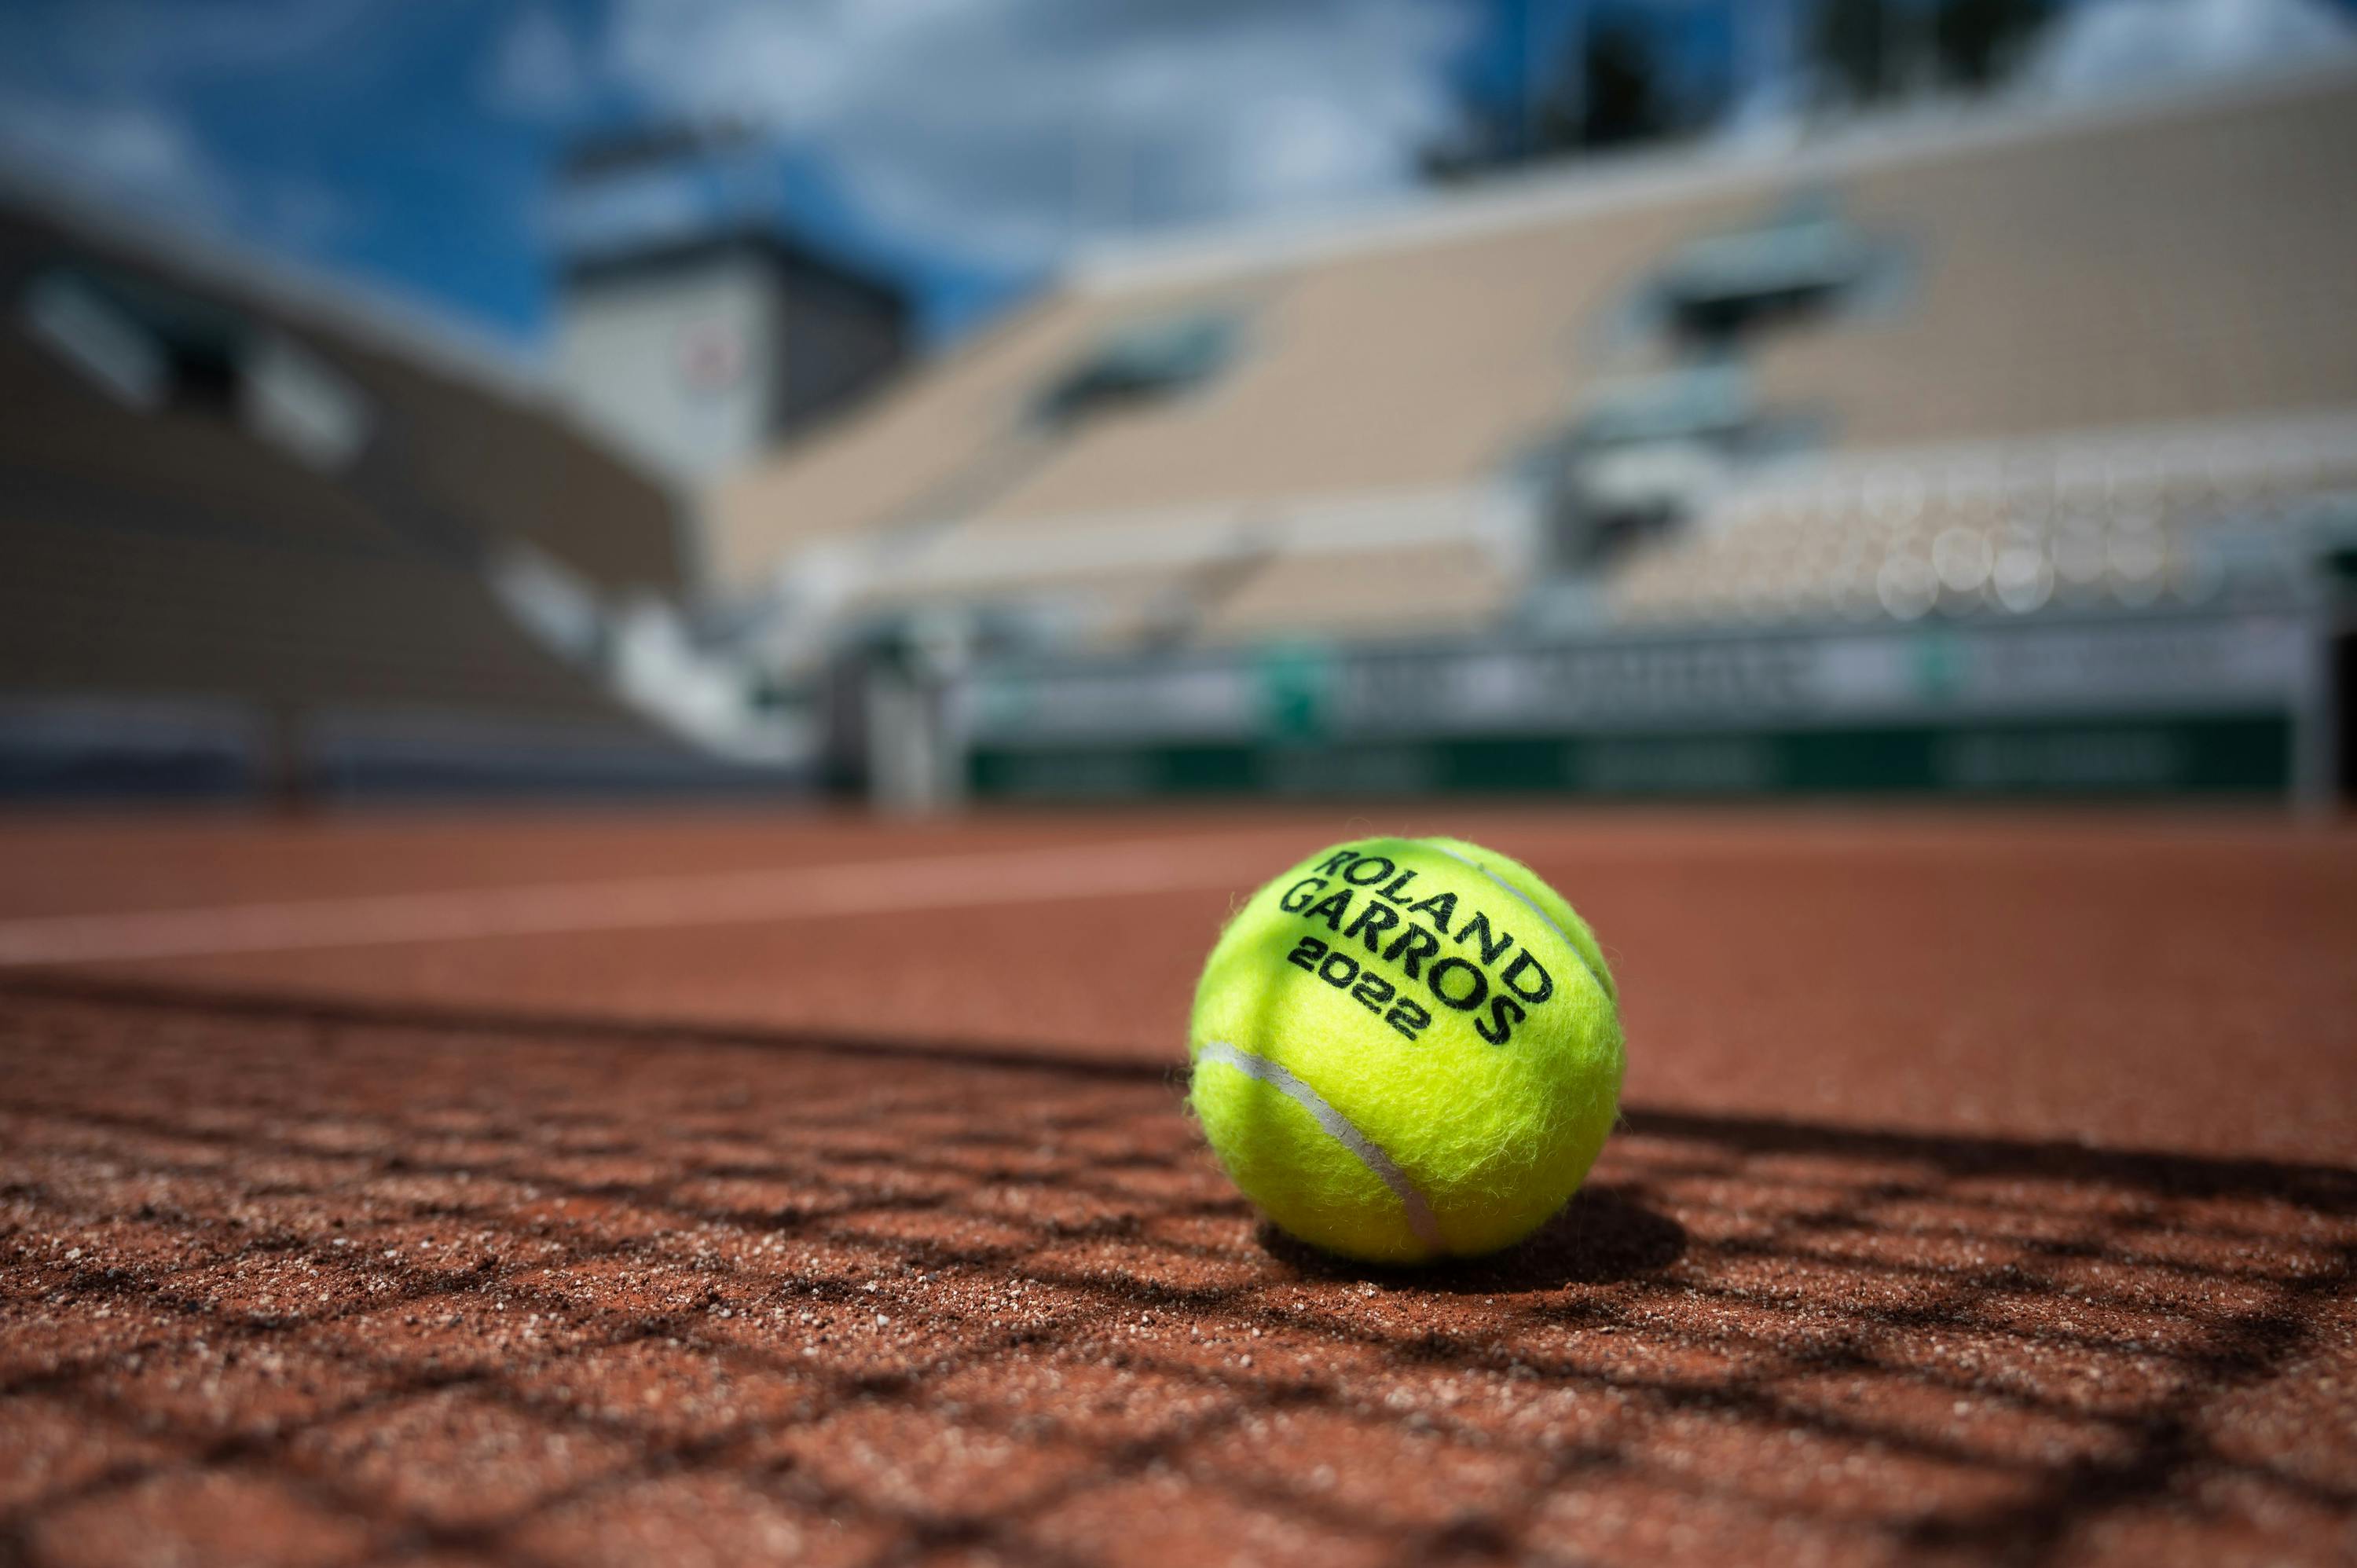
[1811,0,1895,106]
[1535,16,1672,153]
[1933,0,2054,89]
[1583,17,1673,148]
[1420,6,1682,180]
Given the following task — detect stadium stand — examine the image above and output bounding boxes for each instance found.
[703,64,2357,804]
[1604,411,2357,627]
[11,67,2350,806]
[0,179,794,799]
[714,64,2357,643]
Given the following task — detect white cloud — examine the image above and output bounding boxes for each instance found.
[0,92,237,221]
[581,0,1475,269]
[482,5,595,123]
[16,0,381,100]
[2022,0,2355,99]
[0,86,358,262]
[0,3,368,259]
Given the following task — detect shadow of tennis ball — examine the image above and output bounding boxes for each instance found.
[1254,1184,1684,1291]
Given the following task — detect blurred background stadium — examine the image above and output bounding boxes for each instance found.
[3,0,2353,811]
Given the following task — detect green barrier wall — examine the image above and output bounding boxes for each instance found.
[970,716,2291,800]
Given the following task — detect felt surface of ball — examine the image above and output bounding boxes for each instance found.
[1188,836,1623,1264]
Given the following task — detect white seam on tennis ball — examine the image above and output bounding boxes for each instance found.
[1195,1039,1444,1254]
[1428,845,1607,998]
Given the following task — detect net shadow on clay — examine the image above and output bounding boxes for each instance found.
[2,982,2354,1568]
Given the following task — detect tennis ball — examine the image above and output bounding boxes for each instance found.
[1188,835,1622,1264]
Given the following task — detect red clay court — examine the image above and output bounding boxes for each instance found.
[3,807,2355,1566]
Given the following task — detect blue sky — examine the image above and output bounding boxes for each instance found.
[0,0,2348,353]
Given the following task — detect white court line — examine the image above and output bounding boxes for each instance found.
[0,832,1303,969]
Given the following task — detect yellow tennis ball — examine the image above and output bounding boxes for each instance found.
[1188,835,1623,1263]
